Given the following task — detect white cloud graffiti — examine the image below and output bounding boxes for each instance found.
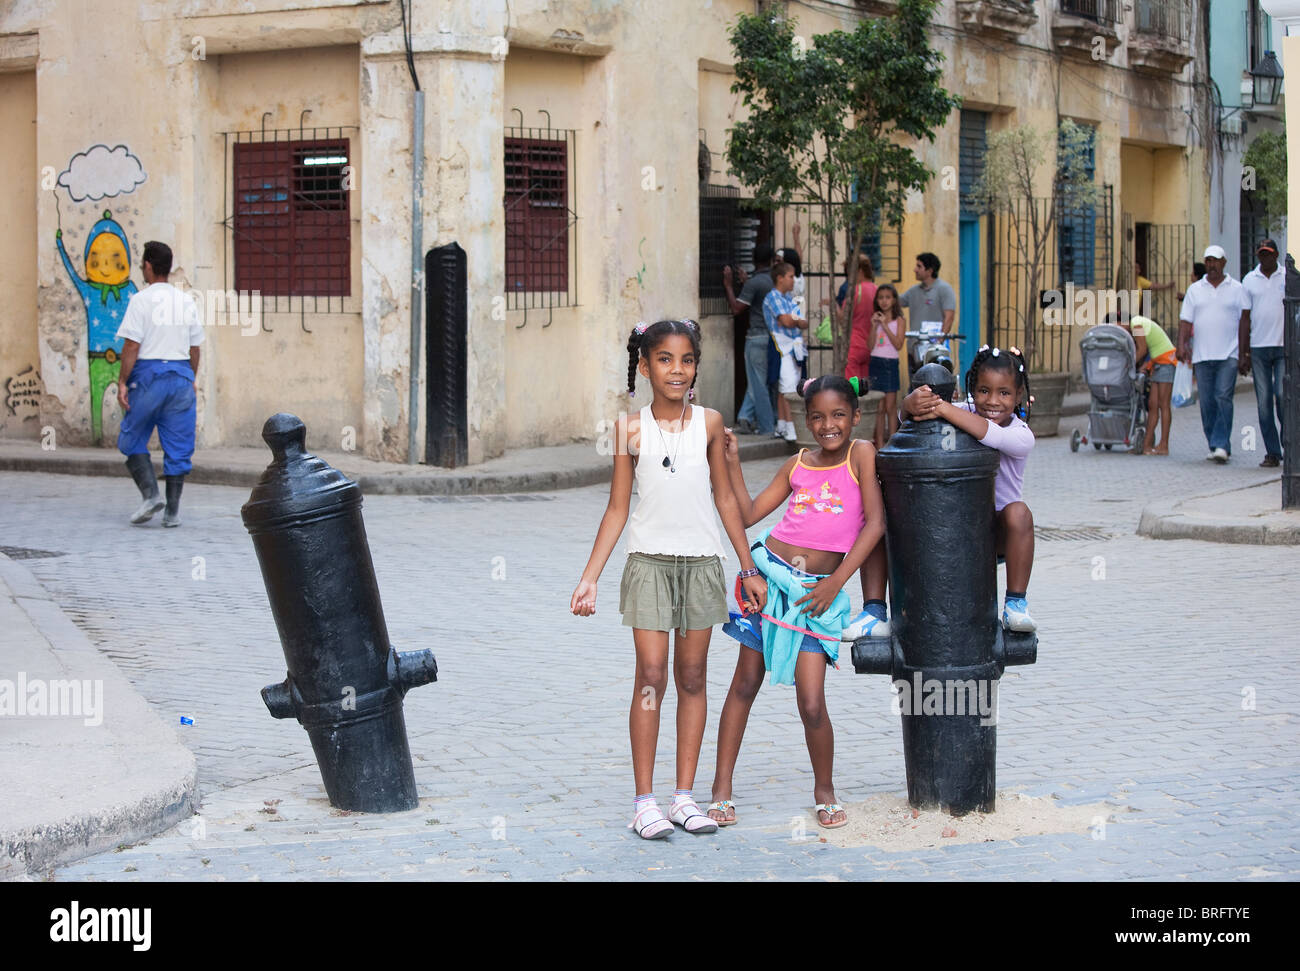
[57,144,147,202]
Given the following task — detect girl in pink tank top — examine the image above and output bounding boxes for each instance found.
[707,375,885,831]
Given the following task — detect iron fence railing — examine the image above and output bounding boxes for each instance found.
[1060,0,1122,24]
[989,184,1114,375]
[1119,213,1195,335]
[1134,0,1190,39]
[698,192,902,325]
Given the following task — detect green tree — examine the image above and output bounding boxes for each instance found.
[725,0,959,375]
[1242,130,1287,235]
[969,119,1103,370]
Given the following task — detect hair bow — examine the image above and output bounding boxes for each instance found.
[634,321,650,335]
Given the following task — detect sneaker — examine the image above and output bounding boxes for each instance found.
[734,418,755,435]
[773,421,788,439]
[1002,597,1037,632]
[722,611,763,651]
[782,422,798,442]
[1260,455,1281,468]
[842,606,890,641]
[1211,447,1229,464]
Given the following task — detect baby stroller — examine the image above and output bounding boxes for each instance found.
[1070,323,1148,453]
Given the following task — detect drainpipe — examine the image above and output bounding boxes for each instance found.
[409,90,425,464]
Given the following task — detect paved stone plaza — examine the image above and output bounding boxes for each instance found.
[4,391,1298,880]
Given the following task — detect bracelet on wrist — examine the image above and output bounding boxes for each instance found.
[738,568,761,579]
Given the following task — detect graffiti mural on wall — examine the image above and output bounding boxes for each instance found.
[5,366,42,421]
[54,144,147,444]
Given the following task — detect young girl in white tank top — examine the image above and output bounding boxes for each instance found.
[571,319,767,840]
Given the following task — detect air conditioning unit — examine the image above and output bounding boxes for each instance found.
[1221,114,1245,137]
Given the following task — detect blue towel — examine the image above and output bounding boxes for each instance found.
[748,528,850,686]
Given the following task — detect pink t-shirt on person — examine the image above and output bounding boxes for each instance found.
[961,402,1033,511]
[872,316,903,360]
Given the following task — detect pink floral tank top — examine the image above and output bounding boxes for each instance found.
[768,443,866,554]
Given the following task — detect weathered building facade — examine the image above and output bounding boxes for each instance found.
[0,0,1211,455]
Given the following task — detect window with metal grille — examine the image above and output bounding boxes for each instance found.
[698,186,742,317]
[233,138,350,298]
[1240,189,1268,278]
[504,130,576,307]
[959,110,988,216]
[1060,0,1121,23]
[1134,0,1189,38]
[1057,124,1097,288]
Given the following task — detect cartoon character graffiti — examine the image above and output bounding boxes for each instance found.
[54,145,147,444]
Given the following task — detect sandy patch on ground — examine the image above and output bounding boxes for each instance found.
[815,790,1127,851]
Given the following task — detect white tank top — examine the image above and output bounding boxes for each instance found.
[625,405,726,558]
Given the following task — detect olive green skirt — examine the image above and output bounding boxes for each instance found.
[619,552,728,634]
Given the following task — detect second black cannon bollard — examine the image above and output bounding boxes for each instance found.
[852,363,1037,815]
[241,414,437,813]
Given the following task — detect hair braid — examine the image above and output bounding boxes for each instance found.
[626,330,643,395]
[626,319,703,397]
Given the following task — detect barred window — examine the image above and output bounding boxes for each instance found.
[233,138,350,298]
[504,135,573,298]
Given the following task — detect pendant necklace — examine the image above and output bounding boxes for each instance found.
[655,398,688,473]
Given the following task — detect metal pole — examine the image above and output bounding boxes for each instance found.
[408,90,425,465]
[1283,285,1299,508]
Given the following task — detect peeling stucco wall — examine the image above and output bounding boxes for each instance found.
[1,0,1212,460]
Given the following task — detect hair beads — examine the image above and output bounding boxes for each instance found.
[626,319,703,396]
[963,346,1032,421]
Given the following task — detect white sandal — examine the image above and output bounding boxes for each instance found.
[629,801,673,840]
[669,796,719,834]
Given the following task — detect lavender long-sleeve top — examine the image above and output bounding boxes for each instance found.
[961,402,1034,510]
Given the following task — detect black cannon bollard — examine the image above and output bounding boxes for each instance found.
[852,364,1037,815]
[241,414,437,813]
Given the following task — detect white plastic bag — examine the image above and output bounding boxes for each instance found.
[1171,361,1194,408]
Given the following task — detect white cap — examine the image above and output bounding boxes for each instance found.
[1203,244,1227,260]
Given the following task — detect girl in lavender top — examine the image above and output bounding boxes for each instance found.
[903,345,1037,632]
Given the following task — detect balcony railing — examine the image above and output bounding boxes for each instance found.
[1060,0,1121,24]
[1134,0,1190,38]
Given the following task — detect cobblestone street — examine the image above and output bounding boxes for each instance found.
[4,390,1298,880]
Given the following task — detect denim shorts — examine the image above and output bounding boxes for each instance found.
[869,354,901,393]
[1149,362,1175,384]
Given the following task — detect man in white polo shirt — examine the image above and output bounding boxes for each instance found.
[1239,238,1285,468]
[115,241,203,526]
[1177,244,1248,463]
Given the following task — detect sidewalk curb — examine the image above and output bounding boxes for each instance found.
[0,555,198,879]
[1137,491,1300,546]
[0,439,796,496]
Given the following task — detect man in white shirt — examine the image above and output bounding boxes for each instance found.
[115,241,204,526]
[1239,239,1285,467]
[1177,244,1248,463]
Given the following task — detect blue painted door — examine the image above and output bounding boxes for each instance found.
[959,216,982,377]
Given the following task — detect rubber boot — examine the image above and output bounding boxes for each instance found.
[126,453,164,524]
[162,476,184,528]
